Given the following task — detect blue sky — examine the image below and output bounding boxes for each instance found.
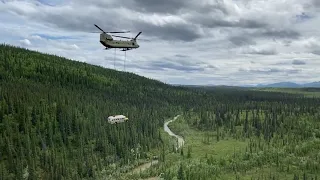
[0,0,320,86]
[37,0,65,6]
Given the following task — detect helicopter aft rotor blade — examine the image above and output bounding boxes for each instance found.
[91,31,131,34]
[111,32,148,41]
[111,35,133,39]
[134,32,142,40]
[108,31,131,33]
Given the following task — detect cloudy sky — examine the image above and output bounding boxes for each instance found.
[1,0,320,86]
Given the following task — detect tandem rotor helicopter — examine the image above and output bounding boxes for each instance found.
[93,24,147,70]
[93,24,143,52]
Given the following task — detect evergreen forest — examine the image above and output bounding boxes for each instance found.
[0,44,320,180]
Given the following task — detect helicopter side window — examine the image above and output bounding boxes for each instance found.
[132,43,134,45]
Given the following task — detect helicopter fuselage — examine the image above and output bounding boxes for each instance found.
[99,33,139,49]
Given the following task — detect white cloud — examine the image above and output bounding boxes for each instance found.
[20,39,31,46]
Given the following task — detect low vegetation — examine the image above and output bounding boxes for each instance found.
[162,90,320,180]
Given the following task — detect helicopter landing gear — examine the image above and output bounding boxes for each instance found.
[121,48,132,51]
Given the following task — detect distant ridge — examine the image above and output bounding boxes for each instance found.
[172,81,320,88]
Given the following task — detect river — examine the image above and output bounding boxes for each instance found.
[129,115,184,178]
[163,115,185,151]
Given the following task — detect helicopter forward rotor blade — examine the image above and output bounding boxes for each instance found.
[94,24,105,33]
[90,31,130,34]
[94,24,130,33]
[107,31,131,33]
[137,39,151,42]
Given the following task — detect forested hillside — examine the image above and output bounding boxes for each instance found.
[1,44,320,180]
[0,44,206,179]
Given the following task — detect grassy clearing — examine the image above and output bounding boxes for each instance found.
[163,115,320,180]
[253,87,320,98]
[169,117,247,160]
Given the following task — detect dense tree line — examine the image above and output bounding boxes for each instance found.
[1,44,320,179]
[0,44,208,179]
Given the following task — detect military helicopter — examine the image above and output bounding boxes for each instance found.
[93,24,142,51]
